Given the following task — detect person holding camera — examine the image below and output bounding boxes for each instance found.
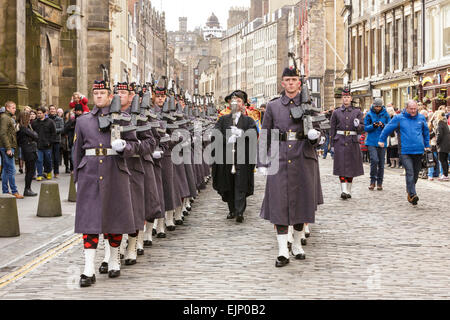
[0,101,24,198]
[379,100,430,206]
[364,98,390,191]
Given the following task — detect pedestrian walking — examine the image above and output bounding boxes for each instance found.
[0,101,24,199]
[16,110,39,197]
[379,100,431,206]
[32,107,56,181]
[330,88,365,199]
[364,98,390,191]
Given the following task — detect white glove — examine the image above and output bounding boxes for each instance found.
[319,136,326,145]
[164,133,170,139]
[258,167,268,176]
[228,135,237,144]
[307,129,321,141]
[230,126,243,137]
[152,151,163,159]
[353,118,360,127]
[111,139,126,153]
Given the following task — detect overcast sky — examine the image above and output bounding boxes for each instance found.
[156,0,250,32]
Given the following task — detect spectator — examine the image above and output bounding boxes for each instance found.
[32,107,56,181]
[364,98,390,191]
[29,110,37,123]
[61,110,74,173]
[359,132,369,162]
[379,100,431,206]
[16,110,39,197]
[445,105,450,119]
[427,112,443,180]
[69,92,89,113]
[63,105,83,172]
[322,107,335,159]
[259,104,266,124]
[0,101,23,199]
[386,107,399,168]
[48,105,64,178]
[435,110,450,181]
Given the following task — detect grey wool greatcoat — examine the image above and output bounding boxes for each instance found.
[330,105,364,178]
[137,127,163,221]
[73,106,138,235]
[151,125,168,216]
[258,93,323,226]
[212,113,257,203]
[123,106,145,231]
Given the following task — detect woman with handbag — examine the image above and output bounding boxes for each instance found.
[435,111,450,181]
[16,110,39,196]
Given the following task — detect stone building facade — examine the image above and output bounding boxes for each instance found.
[0,0,167,109]
[341,0,449,110]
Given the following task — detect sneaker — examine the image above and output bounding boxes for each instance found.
[428,177,434,181]
[36,176,43,181]
[440,176,449,181]
[46,173,52,180]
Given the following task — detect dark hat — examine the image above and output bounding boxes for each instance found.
[230,90,248,103]
[129,82,138,93]
[282,66,299,78]
[74,104,83,112]
[155,76,167,95]
[115,82,131,91]
[225,93,233,103]
[92,79,111,91]
[342,87,351,96]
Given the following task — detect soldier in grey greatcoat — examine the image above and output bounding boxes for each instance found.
[258,66,325,268]
[73,79,140,287]
[330,88,365,199]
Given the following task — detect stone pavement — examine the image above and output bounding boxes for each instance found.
[0,158,449,299]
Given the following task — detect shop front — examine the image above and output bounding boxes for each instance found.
[373,78,417,111]
[418,67,450,111]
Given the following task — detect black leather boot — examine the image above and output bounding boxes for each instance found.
[24,189,37,197]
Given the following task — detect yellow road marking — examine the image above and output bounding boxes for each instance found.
[0,235,82,289]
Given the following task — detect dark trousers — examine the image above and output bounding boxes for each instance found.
[51,143,60,174]
[368,146,386,185]
[439,152,449,177]
[400,154,422,196]
[36,149,52,177]
[62,149,73,171]
[24,157,36,190]
[226,173,247,216]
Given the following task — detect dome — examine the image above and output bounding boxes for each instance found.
[206,13,220,28]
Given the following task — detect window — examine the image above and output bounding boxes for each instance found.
[443,4,450,57]
[404,15,410,68]
[351,34,356,80]
[385,22,391,73]
[358,33,362,79]
[394,18,400,70]
[377,28,382,74]
[371,29,375,75]
[364,29,369,78]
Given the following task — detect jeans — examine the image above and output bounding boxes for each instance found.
[36,149,52,177]
[0,148,18,194]
[368,146,386,185]
[400,154,422,196]
[322,132,334,159]
[51,143,60,174]
[428,151,443,178]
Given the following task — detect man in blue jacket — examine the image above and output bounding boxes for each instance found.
[364,98,390,190]
[379,100,430,205]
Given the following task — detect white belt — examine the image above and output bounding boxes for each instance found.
[85,148,118,156]
[336,131,357,136]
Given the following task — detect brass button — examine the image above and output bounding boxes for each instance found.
[99,160,103,164]
[99,143,103,147]
[290,101,293,104]
[345,143,348,146]
[101,114,104,117]
[99,176,103,180]
[289,129,292,132]
[288,160,292,164]
[289,145,292,148]
[346,117,349,120]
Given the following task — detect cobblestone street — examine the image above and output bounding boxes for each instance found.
[0,158,449,299]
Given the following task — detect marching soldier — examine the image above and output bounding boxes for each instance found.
[257,63,325,268]
[73,77,139,287]
[330,88,365,199]
[212,90,257,223]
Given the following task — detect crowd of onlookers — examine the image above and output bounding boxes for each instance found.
[0,93,88,198]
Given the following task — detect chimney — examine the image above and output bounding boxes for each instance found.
[179,17,187,33]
